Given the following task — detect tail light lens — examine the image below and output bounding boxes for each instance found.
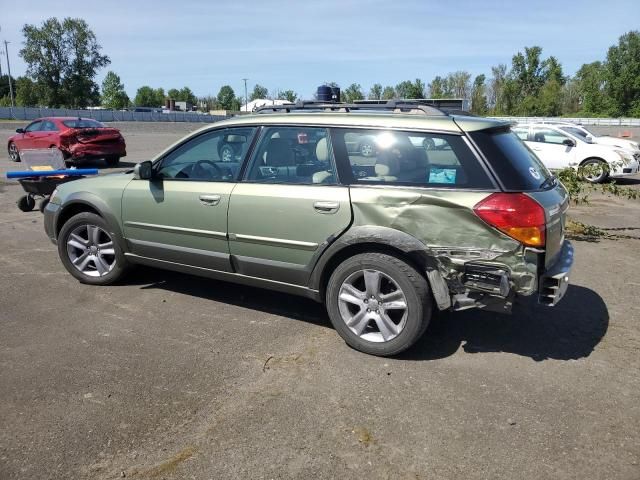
[473,193,546,247]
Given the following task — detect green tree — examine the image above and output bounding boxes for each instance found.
[20,17,110,107]
[604,31,640,116]
[276,89,298,102]
[0,74,16,99]
[217,85,237,110]
[250,84,269,101]
[101,71,129,109]
[428,76,446,98]
[471,74,488,115]
[381,86,396,100]
[575,61,608,115]
[368,83,383,100]
[15,76,40,106]
[342,83,364,102]
[167,88,180,99]
[488,64,508,114]
[134,85,159,107]
[395,79,425,99]
[445,71,471,99]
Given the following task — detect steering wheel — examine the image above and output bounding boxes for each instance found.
[193,160,224,179]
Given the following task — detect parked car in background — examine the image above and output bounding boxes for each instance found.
[540,121,640,152]
[8,117,127,167]
[513,123,640,183]
[44,101,574,356]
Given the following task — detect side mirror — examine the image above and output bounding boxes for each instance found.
[586,136,594,143]
[562,139,575,147]
[16,128,25,134]
[134,160,153,180]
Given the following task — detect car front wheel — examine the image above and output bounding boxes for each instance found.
[580,158,609,184]
[326,252,432,356]
[57,212,128,285]
[8,142,20,162]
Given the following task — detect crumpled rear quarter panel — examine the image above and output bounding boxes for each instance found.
[348,186,538,296]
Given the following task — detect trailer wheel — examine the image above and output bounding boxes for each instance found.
[17,195,36,212]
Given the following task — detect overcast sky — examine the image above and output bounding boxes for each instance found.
[1,0,639,99]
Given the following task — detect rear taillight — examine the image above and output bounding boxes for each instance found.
[473,193,546,247]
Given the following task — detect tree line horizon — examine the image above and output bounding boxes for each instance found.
[1,17,638,117]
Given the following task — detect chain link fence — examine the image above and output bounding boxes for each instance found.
[491,116,640,126]
[0,107,228,123]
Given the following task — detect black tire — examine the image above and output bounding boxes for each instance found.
[326,252,432,356]
[57,212,128,285]
[105,155,120,167]
[39,198,50,213]
[8,141,20,162]
[580,158,609,184]
[17,195,35,212]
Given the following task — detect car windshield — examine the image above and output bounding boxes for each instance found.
[62,119,104,128]
[560,126,591,140]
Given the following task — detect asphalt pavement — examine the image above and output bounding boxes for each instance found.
[1,123,639,479]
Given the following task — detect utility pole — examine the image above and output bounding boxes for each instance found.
[3,40,14,108]
[242,78,248,112]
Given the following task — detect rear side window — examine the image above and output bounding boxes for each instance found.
[62,119,104,128]
[470,127,552,191]
[333,129,493,189]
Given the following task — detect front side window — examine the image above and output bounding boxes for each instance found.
[25,121,42,132]
[531,127,571,145]
[334,129,493,189]
[244,127,337,184]
[157,127,256,181]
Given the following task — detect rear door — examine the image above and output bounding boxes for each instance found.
[227,126,351,286]
[122,127,256,271]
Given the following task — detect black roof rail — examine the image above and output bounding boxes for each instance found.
[254,99,448,116]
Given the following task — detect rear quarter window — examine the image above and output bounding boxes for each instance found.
[469,127,552,191]
[332,128,494,189]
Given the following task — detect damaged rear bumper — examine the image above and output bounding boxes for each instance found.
[538,240,573,306]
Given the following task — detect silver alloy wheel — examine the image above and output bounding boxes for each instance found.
[582,160,607,183]
[8,142,19,161]
[360,142,374,157]
[66,224,116,277]
[337,269,408,342]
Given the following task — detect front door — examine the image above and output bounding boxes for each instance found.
[527,127,577,170]
[121,127,257,271]
[227,126,352,286]
[16,120,45,150]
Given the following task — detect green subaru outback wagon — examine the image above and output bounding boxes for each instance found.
[44,101,573,356]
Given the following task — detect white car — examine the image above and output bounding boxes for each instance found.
[513,123,640,183]
[540,121,640,153]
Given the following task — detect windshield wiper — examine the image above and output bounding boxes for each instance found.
[539,175,556,190]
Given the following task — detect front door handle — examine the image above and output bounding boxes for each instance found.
[199,194,221,206]
[313,201,340,214]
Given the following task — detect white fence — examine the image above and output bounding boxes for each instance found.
[491,116,640,127]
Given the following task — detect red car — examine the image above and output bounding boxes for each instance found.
[8,117,127,167]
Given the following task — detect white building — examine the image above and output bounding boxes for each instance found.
[242,98,294,112]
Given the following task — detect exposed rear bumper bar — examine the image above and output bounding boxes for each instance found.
[538,240,573,306]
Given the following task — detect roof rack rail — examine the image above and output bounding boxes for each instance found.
[254,100,448,116]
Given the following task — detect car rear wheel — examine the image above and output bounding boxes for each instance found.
[580,158,609,184]
[105,155,120,167]
[326,252,432,356]
[8,142,20,162]
[58,212,128,285]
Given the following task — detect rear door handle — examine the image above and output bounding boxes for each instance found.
[313,201,340,214]
[199,194,221,206]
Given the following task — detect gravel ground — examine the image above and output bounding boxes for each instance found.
[1,123,639,480]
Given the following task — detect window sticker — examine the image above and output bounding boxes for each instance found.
[428,168,457,184]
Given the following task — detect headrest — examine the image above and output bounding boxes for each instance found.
[316,138,328,162]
